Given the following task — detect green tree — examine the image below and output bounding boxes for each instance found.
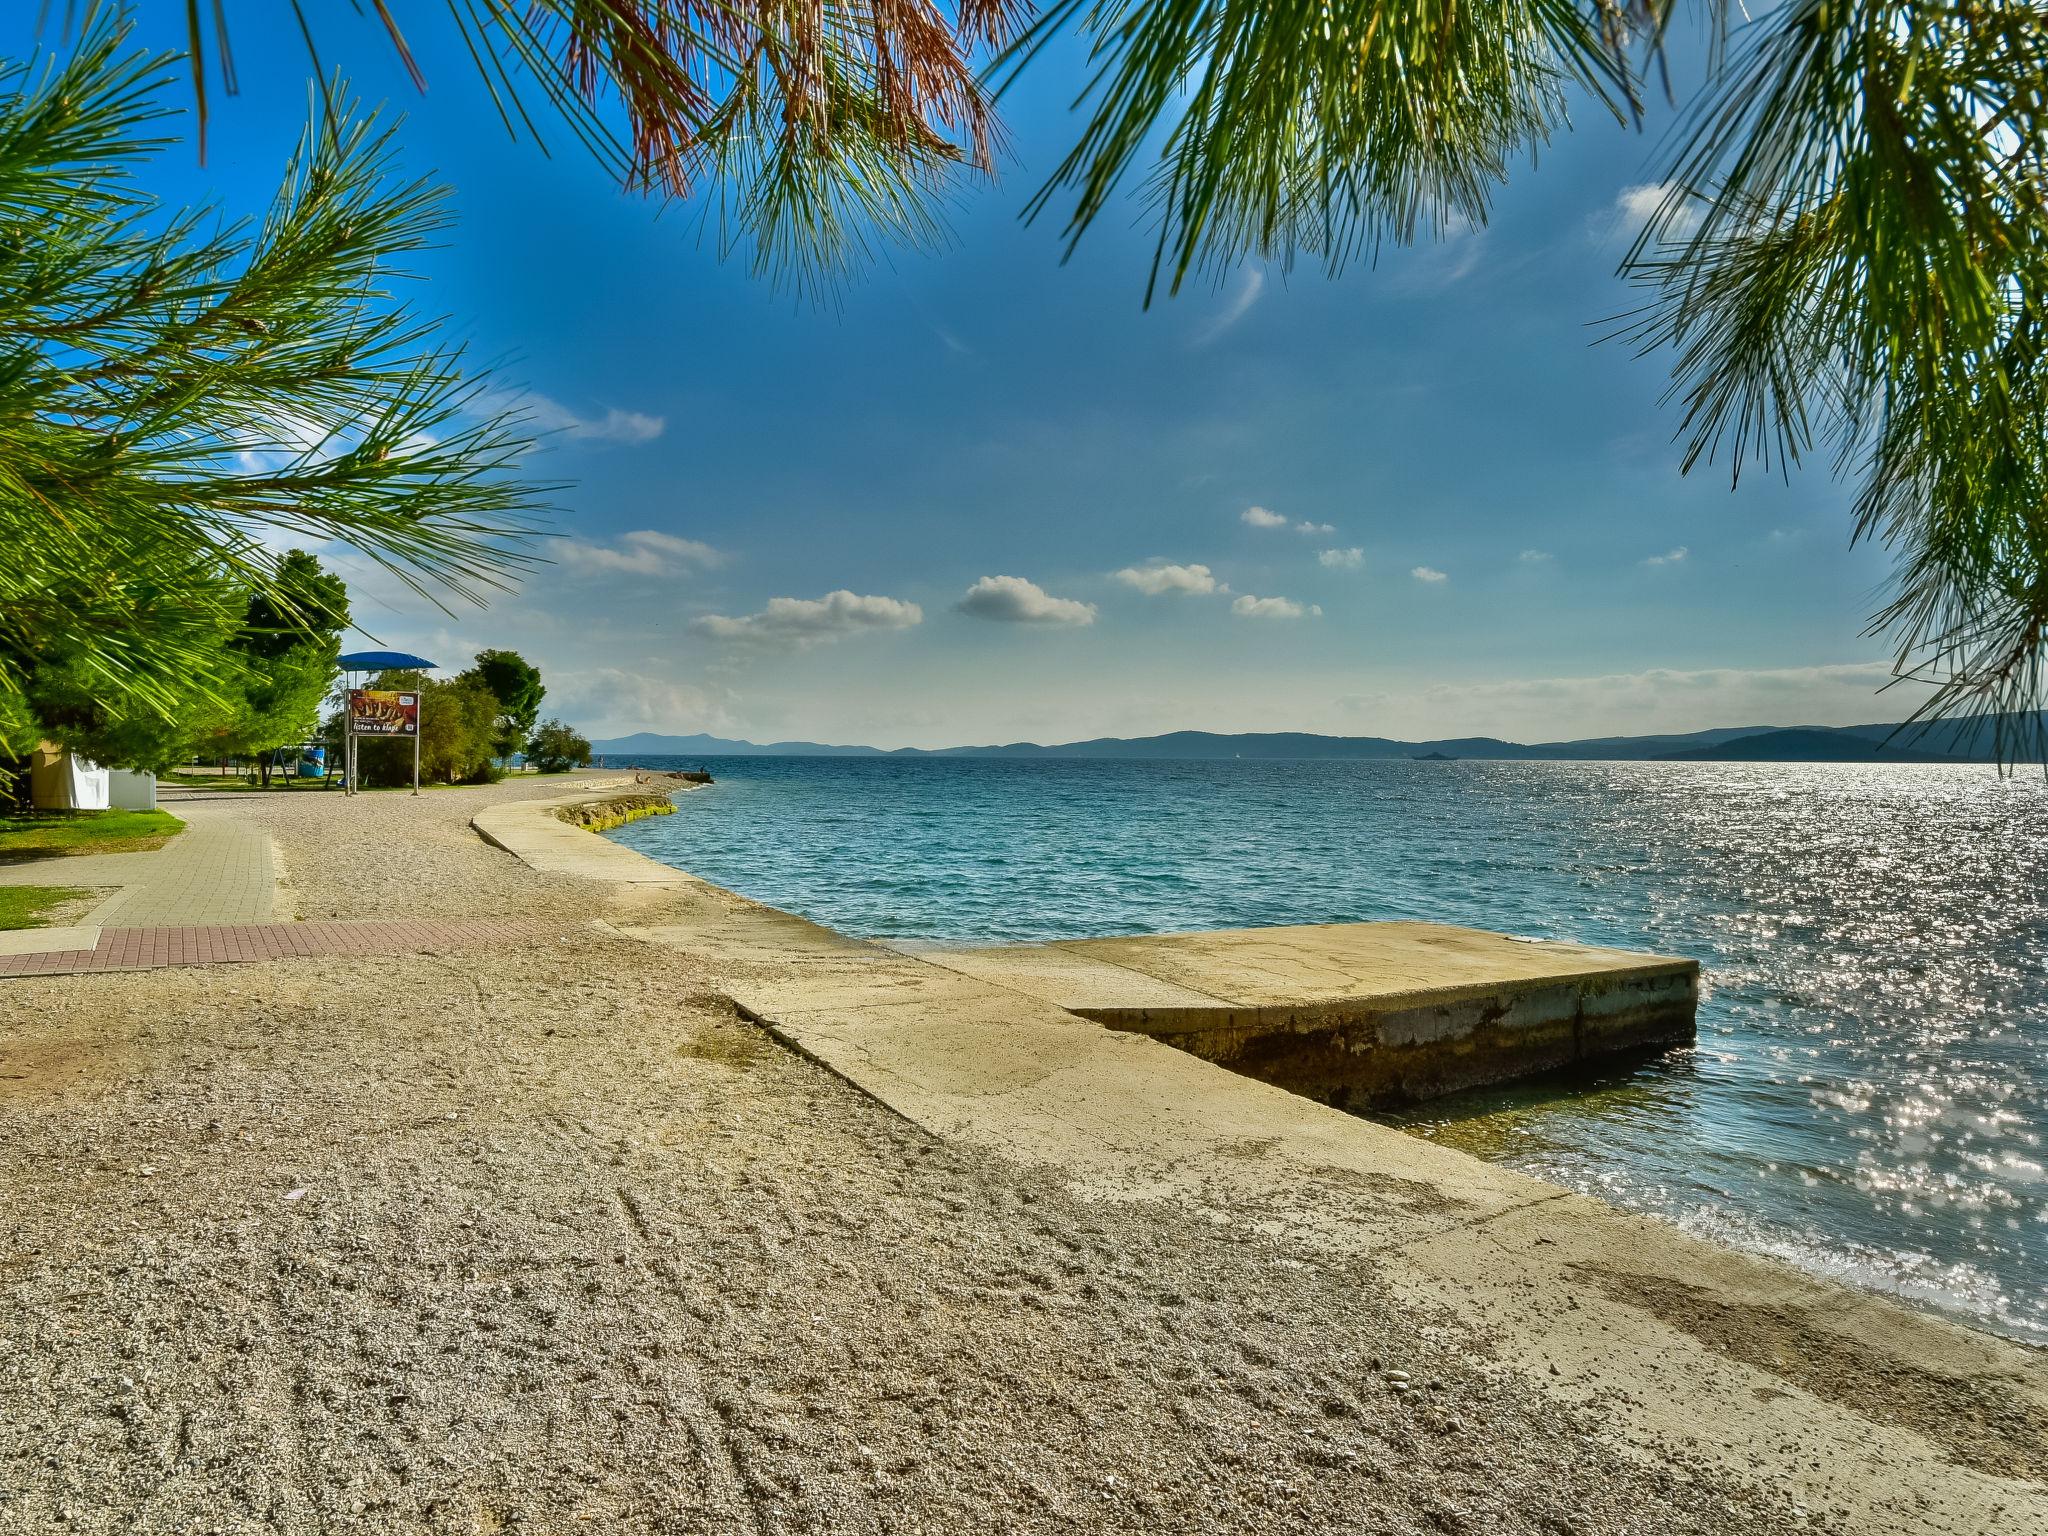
[0,14,541,771]
[152,2,2048,756]
[234,552,351,667]
[348,670,502,788]
[465,649,546,766]
[10,552,245,772]
[204,551,351,786]
[16,552,348,780]
[524,719,592,775]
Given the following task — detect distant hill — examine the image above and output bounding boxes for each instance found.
[589,713,2044,764]
[1657,728,1968,763]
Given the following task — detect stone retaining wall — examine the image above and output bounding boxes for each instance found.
[553,792,677,834]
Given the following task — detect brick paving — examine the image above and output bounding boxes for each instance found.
[0,918,553,977]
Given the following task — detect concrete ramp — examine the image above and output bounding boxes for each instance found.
[908,922,1699,1109]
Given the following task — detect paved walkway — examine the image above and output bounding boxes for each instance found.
[470,783,705,883]
[0,917,550,977]
[3,800,278,925]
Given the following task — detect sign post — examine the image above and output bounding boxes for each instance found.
[346,687,422,794]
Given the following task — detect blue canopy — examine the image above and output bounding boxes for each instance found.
[338,650,437,671]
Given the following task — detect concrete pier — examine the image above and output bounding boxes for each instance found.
[462,790,2048,1536]
[905,922,1699,1108]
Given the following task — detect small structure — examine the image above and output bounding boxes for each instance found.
[910,922,1699,1110]
[106,767,157,810]
[337,650,436,795]
[27,743,109,810]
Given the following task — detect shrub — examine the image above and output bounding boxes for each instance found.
[352,672,499,787]
[525,719,591,774]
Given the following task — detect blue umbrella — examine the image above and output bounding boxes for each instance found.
[338,650,437,671]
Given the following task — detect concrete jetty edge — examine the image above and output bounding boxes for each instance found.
[476,786,2048,1536]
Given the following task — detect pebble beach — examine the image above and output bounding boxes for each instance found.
[0,777,1835,1534]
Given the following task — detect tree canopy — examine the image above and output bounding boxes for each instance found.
[525,719,592,775]
[206,551,353,783]
[343,669,504,788]
[466,649,547,764]
[0,12,542,771]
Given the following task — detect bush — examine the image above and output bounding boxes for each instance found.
[351,672,499,787]
[525,718,591,774]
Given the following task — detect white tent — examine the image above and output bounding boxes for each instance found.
[28,744,109,810]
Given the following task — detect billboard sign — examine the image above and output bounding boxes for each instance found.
[347,688,419,738]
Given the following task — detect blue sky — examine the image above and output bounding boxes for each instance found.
[25,10,1920,746]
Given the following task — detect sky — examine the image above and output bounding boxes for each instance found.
[17,10,1930,748]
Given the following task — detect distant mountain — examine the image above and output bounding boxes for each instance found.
[1657,728,1968,763]
[589,713,2044,764]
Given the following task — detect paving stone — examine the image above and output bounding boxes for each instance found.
[0,918,552,977]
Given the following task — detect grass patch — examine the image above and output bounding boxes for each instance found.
[0,809,184,860]
[161,772,510,794]
[161,772,330,791]
[0,885,95,930]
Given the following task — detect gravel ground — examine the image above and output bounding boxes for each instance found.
[179,774,633,924]
[0,780,1821,1534]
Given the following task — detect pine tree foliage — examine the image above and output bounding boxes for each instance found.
[1617,2,2048,760]
[524,718,591,774]
[173,0,1023,296]
[0,14,542,757]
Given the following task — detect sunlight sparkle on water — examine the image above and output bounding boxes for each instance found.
[615,757,2048,1345]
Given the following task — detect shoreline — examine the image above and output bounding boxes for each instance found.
[603,763,2047,1354]
[554,782,2048,1530]
[2,774,2039,1534]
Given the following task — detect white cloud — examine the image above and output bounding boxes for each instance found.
[1232,594,1320,620]
[1313,660,1932,745]
[230,411,330,474]
[233,412,438,481]
[1393,214,1485,291]
[1613,183,1706,243]
[1642,546,1690,567]
[1114,562,1223,596]
[1411,566,1449,584]
[1408,661,1920,735]
[1318,547,1364,570]
[1241,506,1288,529]
[691,590,923,649]
[1192,269,1266,347]
[955,575,1097,627]
[550,667,742,740]
[1296,521,1336,535]
[554,529,725,577]
[486,389,666,445]
[1518,549,1553,564]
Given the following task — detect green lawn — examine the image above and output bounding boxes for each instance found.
[0,808,184,859]
[0,885,95,929]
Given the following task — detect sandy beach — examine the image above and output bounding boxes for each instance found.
[0,777,2034,1534]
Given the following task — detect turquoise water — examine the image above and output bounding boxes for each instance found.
[611,756,2048,1345]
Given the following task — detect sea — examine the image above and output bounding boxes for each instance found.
[607,755,2048,1347]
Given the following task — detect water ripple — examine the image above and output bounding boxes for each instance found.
[613,756,2048,1345]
